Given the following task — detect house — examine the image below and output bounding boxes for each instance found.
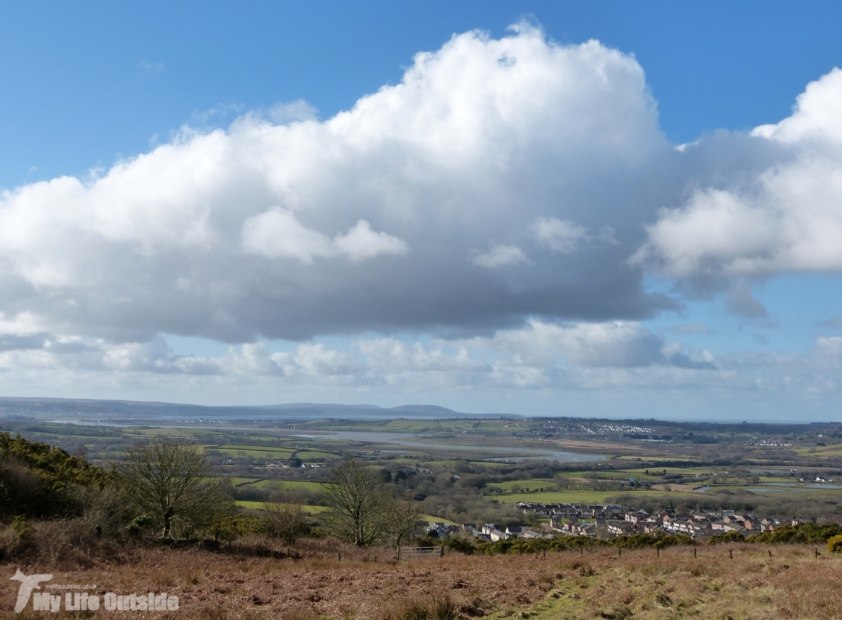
[489,529,507,542]
[608,521,636,536]
[625,510,648,524]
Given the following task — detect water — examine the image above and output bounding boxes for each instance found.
[280,429,603,463]
[45,420,603,463]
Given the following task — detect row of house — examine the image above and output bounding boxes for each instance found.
[516,502,797,540]
[427,502,803,543]
[427,522,549,542]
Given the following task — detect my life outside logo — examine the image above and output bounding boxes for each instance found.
[10,569,180,613]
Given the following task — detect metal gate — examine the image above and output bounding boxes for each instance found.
[397,546,442,560]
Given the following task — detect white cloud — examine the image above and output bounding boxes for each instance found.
[359,338,482,373]
[640,68,842,279]
[471,244,528,268]
[0,23,668,343]
[333,220,409,262]
[463,320,667,368]
[532,217,587,253]
[140,60,165,73]
[241,207,334,263]
[241,209,408,263]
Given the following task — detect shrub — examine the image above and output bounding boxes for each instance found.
[443,535,475,555]
[708,530,745,545]
[827,534,842,554]
[10,515,34,539]
[383,595,457,620]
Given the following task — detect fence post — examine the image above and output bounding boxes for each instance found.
[397,547,401,562]
[729,549,733,560]
[694,548,697,559]
[440,545,444,558]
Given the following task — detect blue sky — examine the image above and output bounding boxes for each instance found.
[2,2,842,420]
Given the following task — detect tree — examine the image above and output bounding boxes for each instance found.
[118,439,233,539]
[263,489,310,545]
[381,493,423,549]
[322,459,393,546]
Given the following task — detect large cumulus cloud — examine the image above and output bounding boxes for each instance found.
[0,24,677,344]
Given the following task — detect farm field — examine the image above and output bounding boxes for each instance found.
[241,480,325,492]
[486,479,557,492]
[235,501,328,513]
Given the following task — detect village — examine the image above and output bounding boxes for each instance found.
[426,501,797,542]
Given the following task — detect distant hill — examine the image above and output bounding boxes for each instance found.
[0,396,516,421]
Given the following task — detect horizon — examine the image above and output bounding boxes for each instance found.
[0,394,838,425]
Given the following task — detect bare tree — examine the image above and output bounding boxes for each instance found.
[322,459,392,546]
[381,493,423,549]
[263,489,309,545]
[118,440,232,539]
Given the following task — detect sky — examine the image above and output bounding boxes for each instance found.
[2,1,842,420]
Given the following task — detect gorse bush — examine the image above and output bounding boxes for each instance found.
[708,530,745,545]
[747,523,842,544]
[0,430,111,520]
[826,534,842,554]
[0,430,109,489]
[477,533,693,555]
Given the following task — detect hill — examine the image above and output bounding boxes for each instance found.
[0,396,517,423]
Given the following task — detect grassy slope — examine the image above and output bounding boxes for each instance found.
[3,543,839,619]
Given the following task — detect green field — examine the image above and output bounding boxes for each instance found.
[228,477,261,486]
[420,514,457,525]
[235,501,328,513]
[487,479,556,492]
[212,444,295,458]
[492,489,705,504]
[295,450,339,461]
[240,479,325,492]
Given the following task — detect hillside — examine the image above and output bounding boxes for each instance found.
[0,542,838,619]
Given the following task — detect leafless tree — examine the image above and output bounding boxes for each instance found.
[381,493,423,549]
[263,489,309,545]
[119,440,232,539]
[322,459,392,546]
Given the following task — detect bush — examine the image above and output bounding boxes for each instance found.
[708,530,745,545]
[443,535,475,555]
[750,523,842,544]
[827,534,842,554]
[383,595,457,620]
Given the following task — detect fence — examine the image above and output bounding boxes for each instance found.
[397,546,443,560]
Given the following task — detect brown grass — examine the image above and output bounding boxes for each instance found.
[1,542,841,619]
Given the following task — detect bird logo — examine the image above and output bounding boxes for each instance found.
[10,569,53,613]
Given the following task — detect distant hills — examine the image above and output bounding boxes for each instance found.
[0,396,515,421]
